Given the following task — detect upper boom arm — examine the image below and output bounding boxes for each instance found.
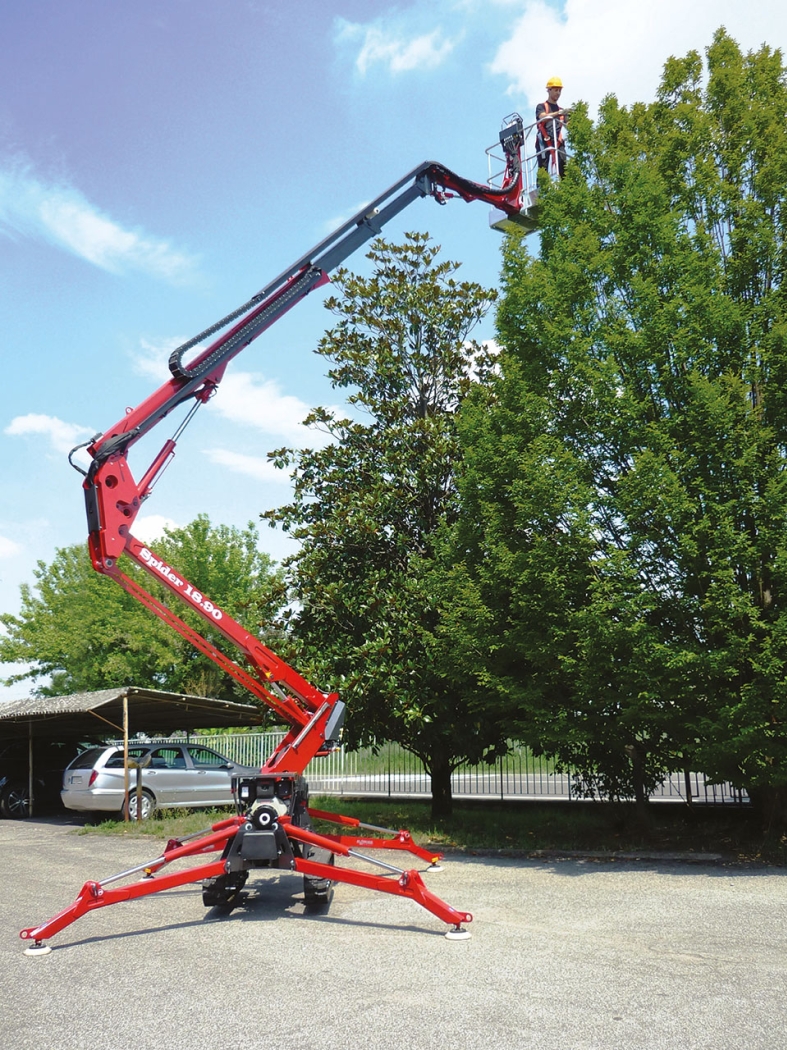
[76,138,526,775]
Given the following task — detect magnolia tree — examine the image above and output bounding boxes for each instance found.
[265,233,505,816]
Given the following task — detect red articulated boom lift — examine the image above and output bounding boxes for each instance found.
[20,117,531,955]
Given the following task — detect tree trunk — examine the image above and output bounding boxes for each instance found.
[429,758,454,819]
[747,785,787,829]
[625,743,651,831]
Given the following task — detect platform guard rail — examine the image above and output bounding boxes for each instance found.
[485,109,569,233]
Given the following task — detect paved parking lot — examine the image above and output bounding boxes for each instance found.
[1,816,786,1050]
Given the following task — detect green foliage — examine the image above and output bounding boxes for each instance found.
[450,30,787,815]
[264,233,502,815]
[0,515,282,704]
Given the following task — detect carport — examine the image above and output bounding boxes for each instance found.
[0,685,266,816]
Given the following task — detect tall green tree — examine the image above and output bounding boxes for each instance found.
[265,233,503,816]
[449,30,787,818]
[1,515,282,704]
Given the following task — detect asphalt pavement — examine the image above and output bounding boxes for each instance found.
[1,816,786,1050]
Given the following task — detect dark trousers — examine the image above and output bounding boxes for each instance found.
[536,143,566,178]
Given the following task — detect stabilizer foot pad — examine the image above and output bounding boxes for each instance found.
[445,927,471,940]
[427,863,443,872]
[24,944,52,956]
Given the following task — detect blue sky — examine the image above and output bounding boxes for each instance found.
[2,0,787,699]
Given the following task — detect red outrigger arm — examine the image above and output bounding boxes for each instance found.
[20,811,472,949]
[26,125,528,954]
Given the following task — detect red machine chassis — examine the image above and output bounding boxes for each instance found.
[22,119,528,953]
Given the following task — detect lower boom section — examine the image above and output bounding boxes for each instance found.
[20,775,472,953]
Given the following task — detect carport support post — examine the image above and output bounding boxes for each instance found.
[28,723,34,818]
[135,764,143,823]
[123,696,129,823]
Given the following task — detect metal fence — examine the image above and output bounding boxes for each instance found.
[149,731,748,806]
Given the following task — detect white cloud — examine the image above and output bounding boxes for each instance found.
[5,413,94,458]
[133,336,190,382]
[209,370,332,446]
[133,515,179,544]
[0,535,21,558]
[0,159,199,282]
[203,449,289,483]
[337,18,459,75]
[490,0,787,119]
[321,200,375,236]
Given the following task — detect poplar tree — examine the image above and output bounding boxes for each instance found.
[450,30,787,819]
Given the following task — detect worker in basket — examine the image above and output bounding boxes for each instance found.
[536,76,567,178]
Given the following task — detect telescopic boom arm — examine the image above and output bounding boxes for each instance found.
[75,140,528,776]
[22,121,528,954]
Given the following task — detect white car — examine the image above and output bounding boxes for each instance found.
[61,743,259,820]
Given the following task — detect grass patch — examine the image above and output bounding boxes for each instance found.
[73,797,787,865]
[75,807,235,838]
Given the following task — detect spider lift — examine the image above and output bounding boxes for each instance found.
[20,116,532,955]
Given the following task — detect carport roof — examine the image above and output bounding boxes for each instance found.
[0,686,266,740]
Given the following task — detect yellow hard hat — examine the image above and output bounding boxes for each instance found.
[546,77,563,88]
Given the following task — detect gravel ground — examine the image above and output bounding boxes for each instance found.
[1,816,786,1050]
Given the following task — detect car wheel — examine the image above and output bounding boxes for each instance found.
[0,781,31,819]
[124,789,156,821]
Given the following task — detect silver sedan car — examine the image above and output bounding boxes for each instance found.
[61,743,259,820]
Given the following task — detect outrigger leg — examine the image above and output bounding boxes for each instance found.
[20,817,242,954]
[20,803,472,953]
[306,805,444,869]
